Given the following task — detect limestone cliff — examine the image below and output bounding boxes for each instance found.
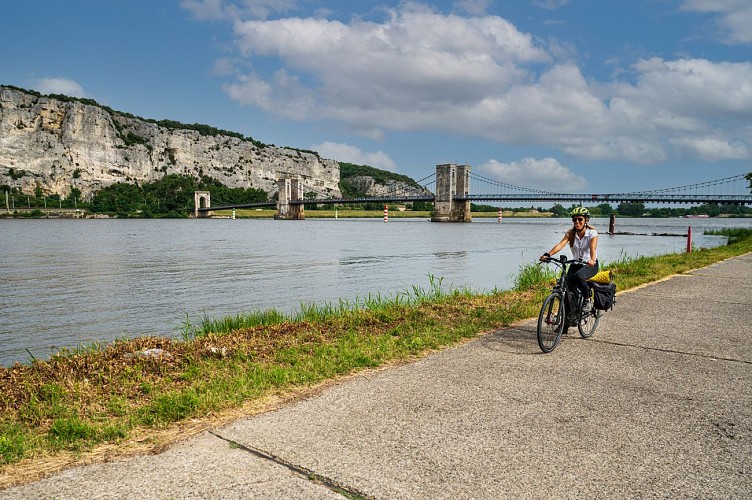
[0,86,342,199]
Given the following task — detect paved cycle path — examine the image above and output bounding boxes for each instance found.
[4,254,751,499]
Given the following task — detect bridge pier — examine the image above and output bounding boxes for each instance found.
[194,191,211,218]
[275,177,306,220]
[431,164,471,222]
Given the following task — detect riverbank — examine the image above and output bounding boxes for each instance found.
[1,229,751,487]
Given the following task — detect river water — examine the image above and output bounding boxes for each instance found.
[1,216,749,366]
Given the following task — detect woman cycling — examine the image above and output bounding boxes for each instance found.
[539,207,599,314]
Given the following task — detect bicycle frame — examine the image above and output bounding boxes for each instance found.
[543,255,585,314]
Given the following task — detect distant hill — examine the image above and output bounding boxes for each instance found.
[338,162,430,198]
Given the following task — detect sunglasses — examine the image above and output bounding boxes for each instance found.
[572,217,585,222]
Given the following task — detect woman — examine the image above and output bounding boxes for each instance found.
[539,206,599,313]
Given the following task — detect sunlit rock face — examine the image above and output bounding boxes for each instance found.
[0,86,341,199]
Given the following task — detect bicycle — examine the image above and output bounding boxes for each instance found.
[536,255,601,353]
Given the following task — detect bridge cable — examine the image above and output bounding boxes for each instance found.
[468,172,558,194]
[614,174,747,196]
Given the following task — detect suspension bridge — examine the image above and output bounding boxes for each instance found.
[196,164,751,221]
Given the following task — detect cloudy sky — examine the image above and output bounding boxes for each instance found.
[2,0,750,194]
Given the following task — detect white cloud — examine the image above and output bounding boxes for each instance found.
[312,141,397,172]
[606,58,752,161]
[669,136,749,161]
[681,0,752,44]
[226,5,548,131]
[476,158,585,192]
[466,64,611,144]
[624,58,752,119]
[201,3,752,166]
[454,58,752,164]
[223,70,315,119]
[34,77,86,97]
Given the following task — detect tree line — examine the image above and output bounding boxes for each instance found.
[470,202,750,217]
[88,174,268,217]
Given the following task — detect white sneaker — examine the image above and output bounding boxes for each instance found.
[582,300,592,313]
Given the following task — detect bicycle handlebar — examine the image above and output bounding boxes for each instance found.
[540,256,584,266]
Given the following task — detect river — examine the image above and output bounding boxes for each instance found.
[1,216,749,366]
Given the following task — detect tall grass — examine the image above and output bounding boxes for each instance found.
[513,262,556,291]
[705,227,752,244]
[182,274,465,339]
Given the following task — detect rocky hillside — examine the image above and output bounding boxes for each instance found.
[0,86,433,203]
[0,86,345,199]
[338,162,430,199]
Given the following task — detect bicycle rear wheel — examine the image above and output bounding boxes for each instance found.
[537,292,566,353]
[578,308,601,338]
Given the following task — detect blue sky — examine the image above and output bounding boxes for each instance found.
[2,0,751,194]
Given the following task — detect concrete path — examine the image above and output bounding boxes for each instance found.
[3,254,751,499]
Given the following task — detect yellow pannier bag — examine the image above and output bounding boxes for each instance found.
[588,270,616,310]
[588,269,613,284]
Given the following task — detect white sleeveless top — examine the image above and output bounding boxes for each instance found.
[571,227,598,261]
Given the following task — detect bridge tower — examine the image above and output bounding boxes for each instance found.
[431,164,471,222]
[275,177,306,220]
[194,191,211,218]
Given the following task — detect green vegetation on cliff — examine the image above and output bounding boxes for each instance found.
[338,162,424,198]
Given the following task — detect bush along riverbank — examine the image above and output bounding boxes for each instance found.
[1,228,751,486]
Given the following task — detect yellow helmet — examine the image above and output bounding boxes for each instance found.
[571,206,590,217]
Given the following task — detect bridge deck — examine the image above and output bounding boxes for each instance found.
[199,193,751,212]
[456,194,752,204]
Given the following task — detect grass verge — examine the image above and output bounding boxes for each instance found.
[1,228,750,486]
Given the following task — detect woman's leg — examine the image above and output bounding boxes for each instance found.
[566,264,583,315]
[574,262,599,298]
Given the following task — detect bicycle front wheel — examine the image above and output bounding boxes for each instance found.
[537,292,566,353]
[578,309,601,338]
